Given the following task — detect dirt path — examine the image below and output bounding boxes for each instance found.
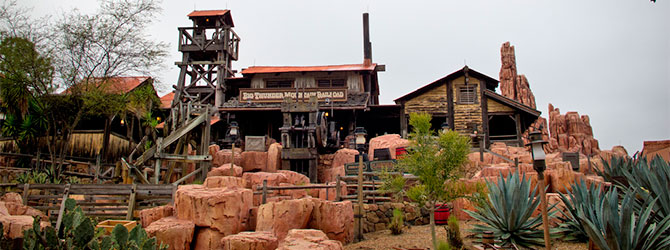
[344,222,588,250]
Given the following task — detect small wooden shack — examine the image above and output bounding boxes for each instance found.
[394,66,540,148]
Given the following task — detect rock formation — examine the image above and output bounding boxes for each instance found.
[547,103,601,155]
[499,42,536,109]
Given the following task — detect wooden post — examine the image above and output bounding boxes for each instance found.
[538,174,551,250]
[55,184,71,231]
[261,180,267,204]
[514,157,519,168]
[154,138,163,184]
[335,175,341,201]
[479,135,485,162]
[126,184,137,220]
[199,110,211,181]
[35,152,41,170]
[230,142,235,176]
[94,154,101,184]
[22,183,30,205]
[355,152,364,242]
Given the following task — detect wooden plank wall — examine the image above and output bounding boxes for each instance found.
[487,99,515,113]
[452,76,483,135]
[403,83,448,115]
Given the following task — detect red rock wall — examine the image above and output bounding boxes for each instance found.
[499,42,536,109]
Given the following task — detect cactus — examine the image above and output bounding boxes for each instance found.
[21,198,167,250]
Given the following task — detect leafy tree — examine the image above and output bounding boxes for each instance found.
[395,112,471,249]
[0,37,52,164]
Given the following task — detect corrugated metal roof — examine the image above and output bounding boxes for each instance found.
[241,63,377,74]
[187,10,229,17]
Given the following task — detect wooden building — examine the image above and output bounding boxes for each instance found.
[394,66,540,148]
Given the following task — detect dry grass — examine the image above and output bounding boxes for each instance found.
[345,221,588,250]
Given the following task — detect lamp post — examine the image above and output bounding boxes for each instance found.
[440,121,450,133]
[354,127,367,242]
[526,131,550,250]
[228,121,239,176]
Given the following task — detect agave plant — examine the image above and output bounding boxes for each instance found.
[557,180,606,242]
[621,156,670,221]
[580,188,670,250]
[465,171,559,248]
[595,156,634,187]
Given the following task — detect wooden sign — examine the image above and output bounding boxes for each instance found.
[239,88,347,103]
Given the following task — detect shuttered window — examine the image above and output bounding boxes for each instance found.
[459,86,477,104]
[317,79,346,88]
[266,79,293,88]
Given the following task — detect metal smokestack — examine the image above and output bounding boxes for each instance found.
[363,13,372,66]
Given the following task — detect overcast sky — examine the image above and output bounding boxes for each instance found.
[20,0,670,154]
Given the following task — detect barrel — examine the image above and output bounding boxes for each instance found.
[395,147,407,159]
[434,204,450,225]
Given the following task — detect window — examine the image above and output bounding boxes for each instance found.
[316,78,346,88]
[266,79,293,88]
[459,85,477,104]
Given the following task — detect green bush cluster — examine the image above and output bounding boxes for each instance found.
[389,208,404,235]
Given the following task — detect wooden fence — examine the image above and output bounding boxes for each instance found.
[255,179,341,204]
[1,183,174,225]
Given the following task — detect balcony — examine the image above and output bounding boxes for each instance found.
[178,26,240,60]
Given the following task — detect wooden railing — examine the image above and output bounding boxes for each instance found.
[255,179,341,204]
[178,27,240,60]
[2,183,175,225]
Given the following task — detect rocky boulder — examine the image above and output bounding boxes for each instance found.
[318,182,347,201]
[0,201,48,221]
[221,231,278,250]
[256,197,316,240]
[331,148,358,168]
[145,217,195,250]
[266,143,282,173]
[320,165,345,183]
[212,148,242,167]
[309,200,354,244]
[175,185,252,235]
[193,227,226,250]
[139,205,174,228]
[241,151,268,172]
[1,193,22,204]
[279,170,310,185]
[242,172,289,190]
[203,176,247,189]
[0,215,50,239]
[208,164,243,177]
[367,134,409,160]
[277,229,344,250]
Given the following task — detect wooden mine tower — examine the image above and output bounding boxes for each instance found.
[128,10,240,184]
[170,10,240,129]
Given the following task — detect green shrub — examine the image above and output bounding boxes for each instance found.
[389,208,404,235]
[465,171,559,248]
[445,216,463,249]
[437,240,452,250]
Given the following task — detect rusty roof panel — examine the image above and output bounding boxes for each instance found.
[187,10,229,17]
[240,63,377,74]
[159,92,174,109]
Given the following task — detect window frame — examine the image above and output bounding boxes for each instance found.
[265,78,294,88]
[458,85,478,104]
[316,78,347,88]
